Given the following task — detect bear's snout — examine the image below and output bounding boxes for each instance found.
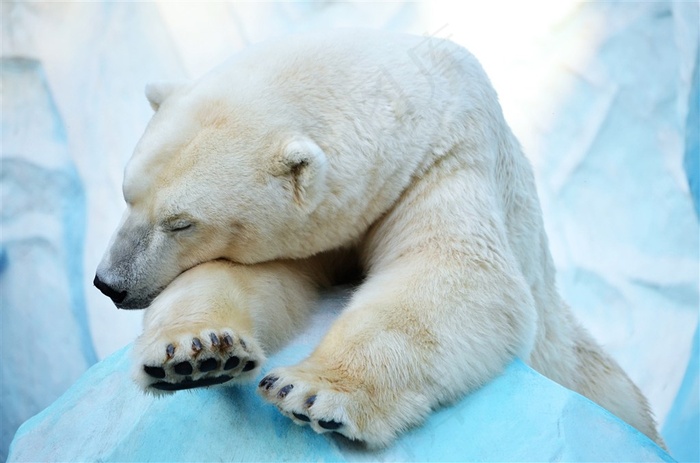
[93,274,128,304]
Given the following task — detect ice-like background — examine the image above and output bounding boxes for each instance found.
[1,1,697,461]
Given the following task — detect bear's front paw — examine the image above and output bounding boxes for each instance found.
[258,367,351,437]
[257,362,413,448]
[132,327,265,395]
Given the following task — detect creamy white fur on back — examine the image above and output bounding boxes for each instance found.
[95,29,665,449]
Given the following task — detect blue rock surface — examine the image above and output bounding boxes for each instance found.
[0,57,97,462]
[664,41,699,463]
[684,44,699,217]
[663,325,699,463]
[9,302,672,462]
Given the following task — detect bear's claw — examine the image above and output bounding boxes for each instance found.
[258,375,279,390]
[277,384,294,398]
[191,337,203,352]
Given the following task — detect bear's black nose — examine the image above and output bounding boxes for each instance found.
[93,275,127,304]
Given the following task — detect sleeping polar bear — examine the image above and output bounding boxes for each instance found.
[94,29,664,448]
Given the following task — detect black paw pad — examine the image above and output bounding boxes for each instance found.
[224,356,240,370]
[174,361,193,375]
[293,412,311,422]
[144,365,166,379]
[151,375,233,391]
[198,358,219,372]
[319,419,343,430]
[242,360,256,372]
[277,384,294,399]
[259,375,278,390]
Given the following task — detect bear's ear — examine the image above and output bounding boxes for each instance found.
[144,80,188,111]
[275,136,328,211]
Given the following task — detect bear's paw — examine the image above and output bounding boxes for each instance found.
[132,327,265,395]
[257,362,413,448]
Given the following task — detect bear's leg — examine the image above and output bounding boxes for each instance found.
[258,165,539,447]
[567,329,666,448]
[132,255,341,394]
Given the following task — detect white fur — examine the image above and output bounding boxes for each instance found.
[97,30,664,449]
[144,80,188,111]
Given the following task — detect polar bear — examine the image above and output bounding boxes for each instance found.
[94,30,664,448]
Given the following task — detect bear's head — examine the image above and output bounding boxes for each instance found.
[94,80,331,310]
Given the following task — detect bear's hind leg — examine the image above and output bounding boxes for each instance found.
[570,331,666,448]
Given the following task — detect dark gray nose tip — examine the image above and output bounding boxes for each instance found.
[93,275,127,304]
